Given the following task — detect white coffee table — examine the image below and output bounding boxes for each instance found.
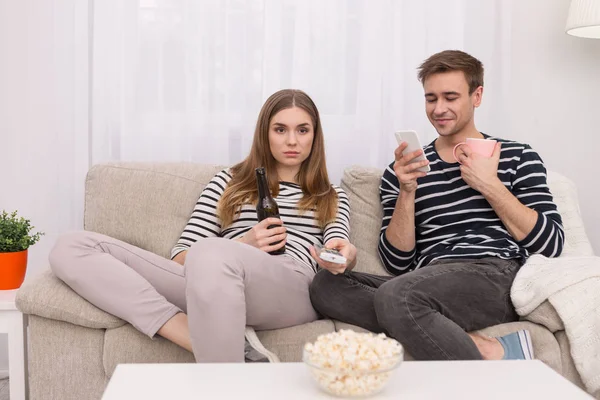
[0,289,29,400]
[102,360,592,399]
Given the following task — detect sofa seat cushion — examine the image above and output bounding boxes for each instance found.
[102,320,336,376]
[256,320,336,362]
[333,321,414,360]
[526,301,564,332]
[16,268,125,330]
[103,324,195,377]
[555,331,587,390]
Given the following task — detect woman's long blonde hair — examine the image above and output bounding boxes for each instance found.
[218,89,338,228]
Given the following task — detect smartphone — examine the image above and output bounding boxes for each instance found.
[394,130,430,173]
[314,243,347,264]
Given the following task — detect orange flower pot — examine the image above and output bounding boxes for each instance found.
[0,249,28,290]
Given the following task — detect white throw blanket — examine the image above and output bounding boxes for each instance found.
[511,254,600,394]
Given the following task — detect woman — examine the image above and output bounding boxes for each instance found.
[49,89,357,362]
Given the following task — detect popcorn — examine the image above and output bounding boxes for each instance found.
[303,330,403,397]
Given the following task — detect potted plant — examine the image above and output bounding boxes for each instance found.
[0,210,44,290]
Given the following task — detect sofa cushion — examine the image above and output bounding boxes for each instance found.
[332,320,371,334]
[256,320,336,362]
[332,321,414,360]
[555,330,587,390]
[85,163,225,259]
[103,324,195,377]
[102,320,335,375]
[525,301,564,332]
[340,166,389,276]
[16,268,125,330]
[547,171,594,257]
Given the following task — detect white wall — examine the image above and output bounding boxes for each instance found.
[506,0,600,252]
[0,334,6,378]
[0,0,599,374]
[0,0,89,374]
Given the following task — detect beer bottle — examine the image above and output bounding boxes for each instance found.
[255,167,285,255]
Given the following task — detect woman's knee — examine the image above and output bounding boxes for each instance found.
[185,238,244,280]
[186,237,237,259]
[49,231,97,280]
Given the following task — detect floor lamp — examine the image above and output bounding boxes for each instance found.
[566,0,600,38]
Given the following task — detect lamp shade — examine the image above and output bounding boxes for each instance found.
[566,0,600,38]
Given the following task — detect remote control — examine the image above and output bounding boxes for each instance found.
[314,244,347,264]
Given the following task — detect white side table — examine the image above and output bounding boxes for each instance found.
[0,289,28,400]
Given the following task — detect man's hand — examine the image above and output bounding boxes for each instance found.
[238,218,287,253]
[310,238,357,275]
[393,142,429,193]
[457,142,503,193]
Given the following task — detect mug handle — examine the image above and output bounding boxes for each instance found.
[453,142,467,164]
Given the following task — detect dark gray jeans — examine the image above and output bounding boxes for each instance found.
[309,257,521,360]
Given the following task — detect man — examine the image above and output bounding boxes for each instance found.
[309,50,564,361]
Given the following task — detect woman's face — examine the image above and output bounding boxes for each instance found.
[268,106,315,177]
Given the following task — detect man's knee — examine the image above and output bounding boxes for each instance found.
[373,278,417,330]
[309,269,346,316]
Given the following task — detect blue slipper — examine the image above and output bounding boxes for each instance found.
[497,329,534,360]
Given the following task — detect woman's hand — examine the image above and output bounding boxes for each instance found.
[310,238,357,275]
[172,250,187,266]
[238,218,287,253]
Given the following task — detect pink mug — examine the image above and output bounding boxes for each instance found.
[453,138,497,164]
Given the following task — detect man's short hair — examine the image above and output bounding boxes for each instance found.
[417,50,484,94]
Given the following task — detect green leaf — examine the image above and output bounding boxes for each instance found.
[0,210,44,252]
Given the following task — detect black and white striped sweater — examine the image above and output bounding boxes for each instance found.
[171,169,351,273]
[379,135,564,275]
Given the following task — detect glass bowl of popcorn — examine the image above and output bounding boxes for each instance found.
[303,329,404,398]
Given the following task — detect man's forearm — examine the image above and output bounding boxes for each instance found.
[385,191,417,252]
[479,179,538,242]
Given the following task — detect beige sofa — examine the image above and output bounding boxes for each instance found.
[16,162,595,399]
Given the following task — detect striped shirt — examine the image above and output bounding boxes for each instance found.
[378,134,564,276]
[171,169,351,273]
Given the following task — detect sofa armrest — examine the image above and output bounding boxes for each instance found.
[16,268,126,330]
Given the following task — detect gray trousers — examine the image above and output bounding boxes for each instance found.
[49,231,318,362]
[310,257,521,360]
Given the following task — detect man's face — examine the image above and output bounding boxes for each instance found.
[423,71,482,137]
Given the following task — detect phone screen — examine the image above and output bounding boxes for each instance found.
[394,130,430,173]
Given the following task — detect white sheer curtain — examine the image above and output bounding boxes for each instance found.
[92,0,512,183]
[0,0,90,370]
[0,0,89,275]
